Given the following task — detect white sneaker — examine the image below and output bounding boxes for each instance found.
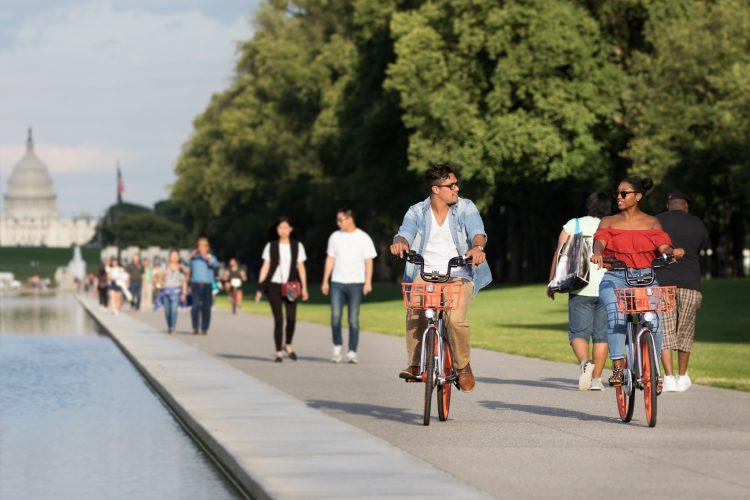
[346,351,358,364]
[590,378,605,391]
[579,360,594,391]
[662,375,679,392]
[677,373,692,392]
[331,345,342,363]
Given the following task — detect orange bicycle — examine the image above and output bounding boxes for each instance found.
[399,251,471,426]
[605,255,676,427]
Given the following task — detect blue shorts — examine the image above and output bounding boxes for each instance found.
[568,293,607,344]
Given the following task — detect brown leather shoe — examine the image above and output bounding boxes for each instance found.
[456,364,475,392]
[399,366,420,381]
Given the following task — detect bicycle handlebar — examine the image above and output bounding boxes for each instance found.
[602,254,675,287]
[403,251,472,283]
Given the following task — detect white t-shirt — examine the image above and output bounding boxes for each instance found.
[562,216,605,297]
[262,242,307,284]
[327,229,377,284]
[423,209,466,277]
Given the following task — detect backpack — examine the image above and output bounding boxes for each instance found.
[549,218,591,293]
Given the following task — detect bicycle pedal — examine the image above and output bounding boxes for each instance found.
[399,372,421,382]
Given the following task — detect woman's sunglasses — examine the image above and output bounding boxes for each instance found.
[613,190,638,199]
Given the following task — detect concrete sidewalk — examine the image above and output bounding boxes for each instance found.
[134,301,750,499]
[79,297,486,499]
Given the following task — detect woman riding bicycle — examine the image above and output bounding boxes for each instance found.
[591,176,684,393]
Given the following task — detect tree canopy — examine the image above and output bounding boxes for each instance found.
[171,0,749,280]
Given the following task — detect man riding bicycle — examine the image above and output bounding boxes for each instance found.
[390,163,491,392]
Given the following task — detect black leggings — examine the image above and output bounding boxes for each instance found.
[267,283,297,351]
[98,287,108,307]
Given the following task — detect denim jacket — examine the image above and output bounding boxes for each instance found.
[394,197,492,295]
[188,254,219,284]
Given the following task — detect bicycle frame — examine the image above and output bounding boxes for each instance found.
[622,318,661,396]
[417,313,455,385]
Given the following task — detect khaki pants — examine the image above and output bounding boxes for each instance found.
[406,277,474,369]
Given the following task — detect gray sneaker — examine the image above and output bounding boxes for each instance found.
[579,360,594,391]
[590,378,605,391]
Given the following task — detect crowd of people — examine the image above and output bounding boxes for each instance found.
[89,163,709,397]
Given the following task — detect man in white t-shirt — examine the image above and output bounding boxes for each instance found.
[322,209,377,364]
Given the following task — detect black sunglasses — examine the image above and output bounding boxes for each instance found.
[613,190,638,199]
[434,182,459,191]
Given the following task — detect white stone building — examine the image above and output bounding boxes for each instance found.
[1,129,98,247]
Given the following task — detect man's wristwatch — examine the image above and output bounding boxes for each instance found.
[473,245,485,252]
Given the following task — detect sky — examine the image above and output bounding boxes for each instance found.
[0,0,262,217]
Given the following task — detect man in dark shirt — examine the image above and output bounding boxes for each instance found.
[656,191,710,392]
[127,253,144,312]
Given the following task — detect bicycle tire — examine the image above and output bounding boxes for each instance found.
[437,339,452,422]
[642,332,658,427]
[422,328,436,426]
[616,354,635,423]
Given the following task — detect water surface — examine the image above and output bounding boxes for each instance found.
[0,294,242,500]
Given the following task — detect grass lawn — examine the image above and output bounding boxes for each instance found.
[216,279,750,391]
[0,247,101,281]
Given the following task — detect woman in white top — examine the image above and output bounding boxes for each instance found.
[255,217,309,362]
[106,257,128,315]
[547,192,611,391]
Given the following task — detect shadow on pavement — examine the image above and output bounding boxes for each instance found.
[478,400,618,423]
[219,353,332,364]
[307,400,422,424]
[476,377,577,391]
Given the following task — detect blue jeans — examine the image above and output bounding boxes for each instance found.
[129,281,142,310]
[163,288,180,330]
[599,270,663,360]
[330,282,363,352]
[190,283,213,331]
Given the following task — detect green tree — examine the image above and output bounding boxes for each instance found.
[625,0,750,276]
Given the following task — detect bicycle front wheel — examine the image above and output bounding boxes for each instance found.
[641,332,658,427]
[437,339,453,422]
[423,328,436,426]
[615,355,635,423]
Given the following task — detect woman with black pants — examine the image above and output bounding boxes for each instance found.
[255,217,309,362]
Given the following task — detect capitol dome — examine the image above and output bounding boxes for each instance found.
[4,129,58,220]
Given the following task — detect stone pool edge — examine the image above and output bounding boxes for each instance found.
[77,296,487,499]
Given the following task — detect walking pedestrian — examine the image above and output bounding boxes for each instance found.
[547,192,610,391]
[223,258,247,314]
[321,208,377,364]
[656,191,710,392]
[106,258,127,315]
[188,237,220,335]
[96,263,109,310]
[141,257,154,310]
[254,217,309,362]
[127,253,144,312]
[154,249,188,334]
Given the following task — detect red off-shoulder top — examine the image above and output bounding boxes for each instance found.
[593,228,672,269]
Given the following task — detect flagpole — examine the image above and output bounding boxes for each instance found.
[116,160,122,262]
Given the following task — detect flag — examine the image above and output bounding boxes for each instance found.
[116,162,124,204]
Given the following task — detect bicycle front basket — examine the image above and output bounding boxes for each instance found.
[614,286,676,314]
[401,282,462,311]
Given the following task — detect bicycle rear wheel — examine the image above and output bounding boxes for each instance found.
[422,328,436,426]
[615,355,635,423]
[641,332,658,427]
[437,338,452,422]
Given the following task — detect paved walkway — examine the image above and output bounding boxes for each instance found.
[134,303,750,499]
[80,298,485,499]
